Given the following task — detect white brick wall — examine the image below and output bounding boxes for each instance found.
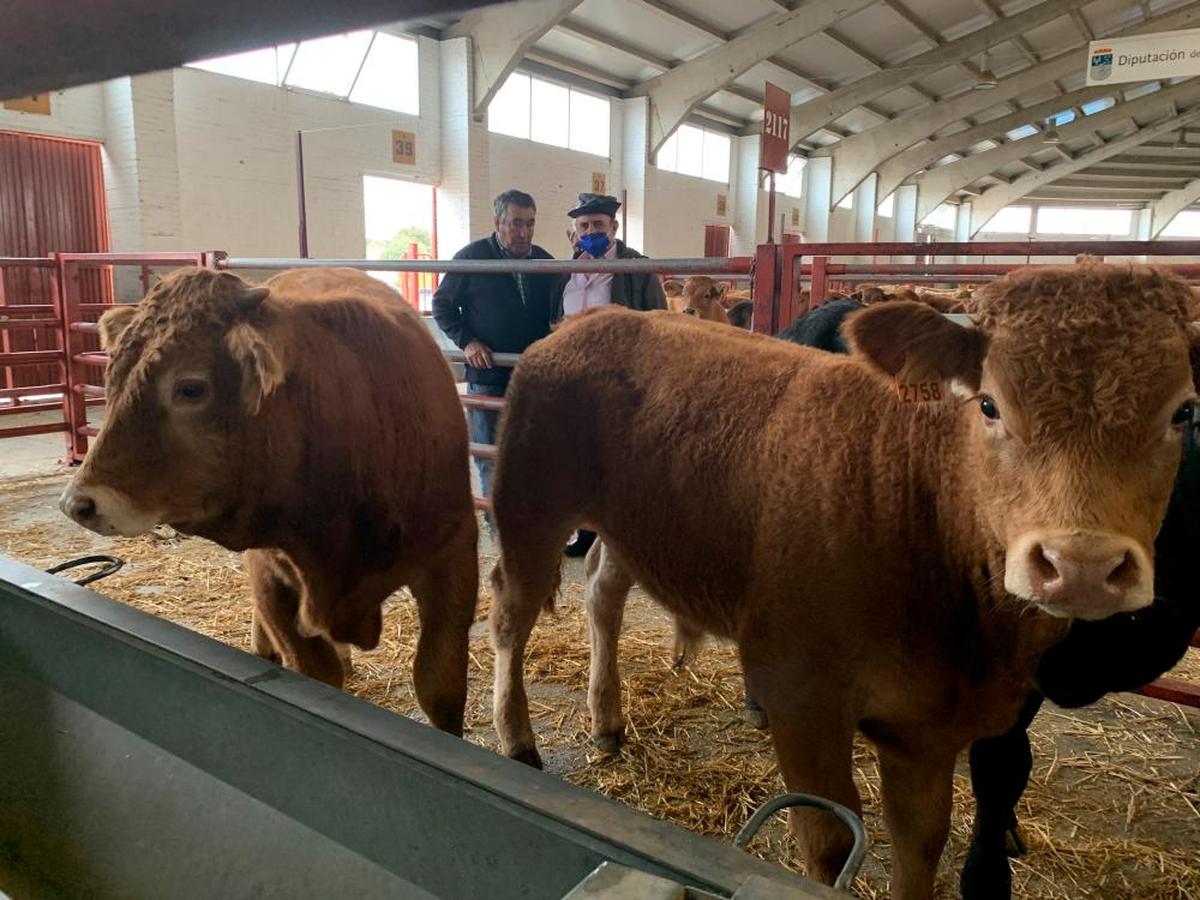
[172,40,441,258]
[0,86,106,140]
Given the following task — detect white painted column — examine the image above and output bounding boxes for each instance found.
[853,174,876,242]
[618,97,649,253]
[955,200,972,261]
[803,156,832,242]
[437,37,493,256]
[852,174,877,262]
[893,184,918,262]
[101,72,183,294]
[731,135,762,256]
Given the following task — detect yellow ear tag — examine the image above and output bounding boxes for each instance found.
[893,379,944,403]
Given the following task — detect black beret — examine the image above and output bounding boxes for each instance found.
[568,192,621,217]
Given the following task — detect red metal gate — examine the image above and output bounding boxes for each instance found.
[0,132,110,390]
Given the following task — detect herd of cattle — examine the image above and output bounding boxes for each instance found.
[56,261,1200,899]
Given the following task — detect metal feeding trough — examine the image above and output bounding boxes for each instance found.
[0,554,848,899]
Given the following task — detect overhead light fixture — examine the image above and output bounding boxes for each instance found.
[1175,130,1189,150]
[1042,118,1062,144]
[973,49,999,90]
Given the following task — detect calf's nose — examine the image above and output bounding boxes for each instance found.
[61,488,98,527]
[682,307,697,316]
[1021,532,1149,620]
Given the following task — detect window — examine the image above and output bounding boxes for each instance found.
[1161,210,1200,237]
[1050,109,1076,126]
[1036,206,1132,236]
[286,30,373,96]
[569,91,610,155]
[1006,124,1038,141]
[921,204,956,230]
[778,155,806,198]
[703,130,731,182]
[836,192,853,210]
[656,124,732,183]
[186,31,420,114]
[877,192,895,217]
[188,44,296,85]
[979,206,1032,234]
[530,78,569,147]
[486,72,611,157]
[1082,97,1115,115]
[489,73,532,140]
[349,33,420,114]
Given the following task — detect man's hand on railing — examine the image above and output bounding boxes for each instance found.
[464,340,494,369]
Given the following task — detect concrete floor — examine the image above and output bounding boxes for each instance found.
[0,409,77,479]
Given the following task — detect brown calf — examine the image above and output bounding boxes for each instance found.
[487,264,1197,897]
[61,267,478,735]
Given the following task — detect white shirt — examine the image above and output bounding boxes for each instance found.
[561,240,617,316]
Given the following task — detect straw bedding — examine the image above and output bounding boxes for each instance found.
[2,473,1198,898]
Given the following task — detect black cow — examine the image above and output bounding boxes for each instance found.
[765,297,1200,900]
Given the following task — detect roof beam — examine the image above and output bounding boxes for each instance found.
[874,83,1120,198]
[554,20,673,71]
[1051,177,1188,189]
[447,0,581,117]
[820,27,939,106]
[1096,154,1200,170]
[1069,8,1094,40]
[969,0,1042,65]
[630,0,893,140]
[970,108,1200,234]
[817,2,1200,208]
[628,0,877,156]
[914,78,1200,220]
[1151,177,1200,236]
[790,0,1093,144]
[883,0,944,46]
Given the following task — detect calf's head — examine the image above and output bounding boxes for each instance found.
[845,263,1198,621]
[60,268,282,539]
[675,277,731,324]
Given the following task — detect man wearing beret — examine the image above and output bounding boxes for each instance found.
[555,193,667,556]
[555,193,667,320]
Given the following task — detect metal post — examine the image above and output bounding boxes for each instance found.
[0,268,12,393]
[766,172,776,244]
[295,130,309,259]
[752,244,779,336]
[810,256,829,309]
[53,255,89,463]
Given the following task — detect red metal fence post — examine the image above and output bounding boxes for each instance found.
[0,268,12,392]
[53,253,89,463]
[810,256,829,308]
[752,243,779,335]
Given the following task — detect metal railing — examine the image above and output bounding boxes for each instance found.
[754,240,1200,334]
[5,243,1200,712]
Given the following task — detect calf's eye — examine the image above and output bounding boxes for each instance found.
[1172,401,1195,426]
[173,379,209,404]
[979,396,1000,420]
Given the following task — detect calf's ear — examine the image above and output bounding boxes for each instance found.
[98,304,139,351]
[225,322,284,415]
[844,300,987,393]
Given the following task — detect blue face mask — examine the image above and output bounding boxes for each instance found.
[577,232,611,257]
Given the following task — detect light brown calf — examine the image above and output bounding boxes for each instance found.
[487,264,1197,897]
[61,267,478,735]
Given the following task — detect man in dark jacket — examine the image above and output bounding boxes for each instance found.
[432,189,557,516]
[554,193,667,321]
[554,193,667,557]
